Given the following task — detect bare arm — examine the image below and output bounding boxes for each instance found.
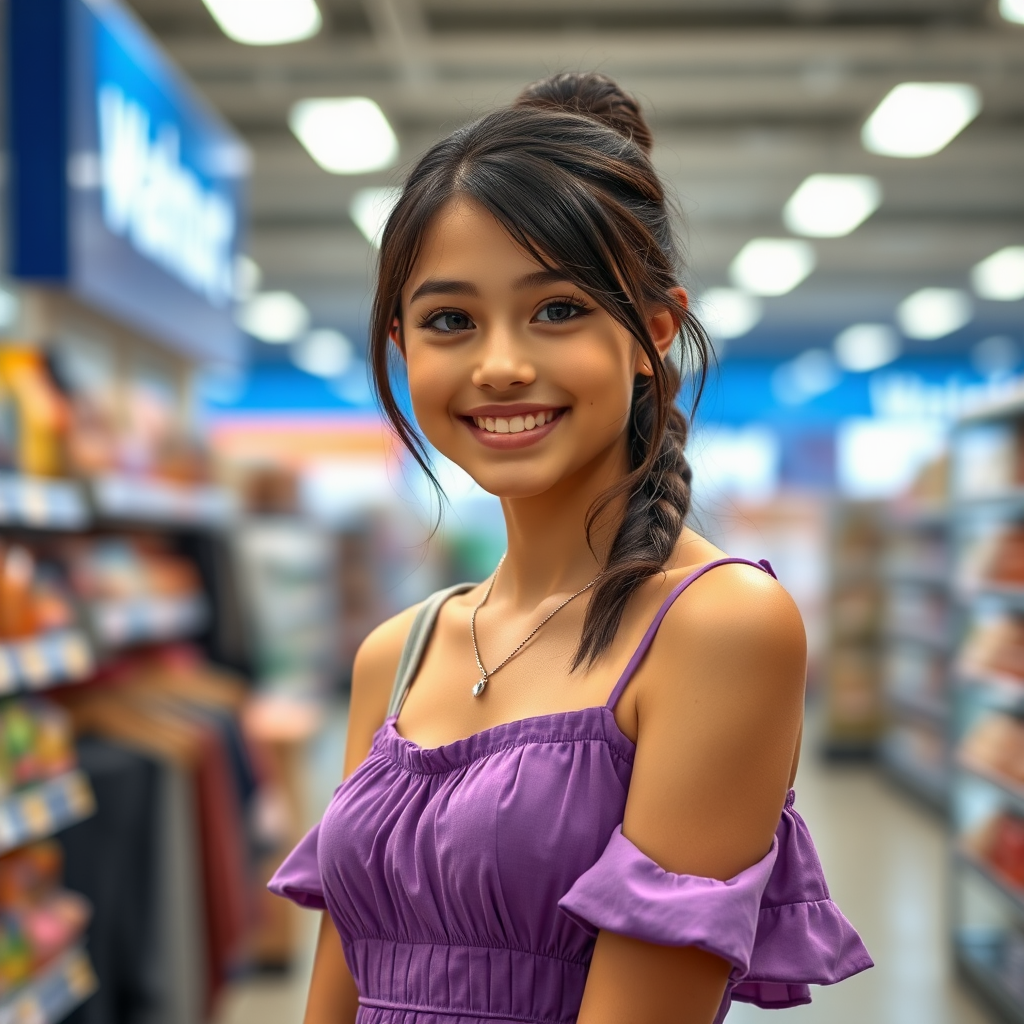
[302,604,422,1024]
[578,565,807,1024]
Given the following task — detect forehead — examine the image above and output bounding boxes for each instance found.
[403,196,548,299]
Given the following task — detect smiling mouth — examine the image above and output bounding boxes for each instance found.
[469,409,564,435]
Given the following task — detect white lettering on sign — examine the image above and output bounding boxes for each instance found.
[97,84,235,308]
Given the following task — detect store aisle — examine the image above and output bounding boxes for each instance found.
[213,702,996,1024]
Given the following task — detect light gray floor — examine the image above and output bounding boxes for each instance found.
[213,703,997,1024]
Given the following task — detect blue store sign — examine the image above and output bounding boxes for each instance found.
[7,0,250,362]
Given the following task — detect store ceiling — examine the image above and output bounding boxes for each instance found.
[127,0,1024,361]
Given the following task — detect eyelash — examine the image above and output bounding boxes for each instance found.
[416,296,594,334]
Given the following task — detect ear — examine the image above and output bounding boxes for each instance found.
[389,317,406,358]
[635,287,688,377]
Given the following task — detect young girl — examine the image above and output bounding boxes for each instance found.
[270,72,872,1024]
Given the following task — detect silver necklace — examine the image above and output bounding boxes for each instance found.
[469,554,601,698]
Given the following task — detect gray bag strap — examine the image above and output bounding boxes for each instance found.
[386,583,476,718]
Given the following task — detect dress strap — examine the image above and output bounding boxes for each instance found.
[386,582,476,718]
[605,558,777,710]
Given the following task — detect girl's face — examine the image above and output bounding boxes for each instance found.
[398,197,668,500]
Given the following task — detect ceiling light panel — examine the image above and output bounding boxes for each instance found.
[972,247,1024,302]
[697,288,763,340]
[350,187,403,248]
[290,98,398,175]
[896,288,972,340]
[862,82,981,159]
[1001,0,1024,24]
[729,239,816,297]
[833,323,901,372]
[783,174,882,238]
[292,330,356,378]
[202,0,322,46]
[237,291,310,343]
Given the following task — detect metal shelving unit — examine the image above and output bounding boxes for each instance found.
[950,396,1024,1022]
[880,499,953,812]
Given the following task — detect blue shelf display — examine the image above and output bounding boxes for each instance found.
[0,772,96,856]
[0,476,89,531]
[0,947,97,1024]
[0,631,94,696]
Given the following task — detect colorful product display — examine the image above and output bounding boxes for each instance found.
[960,713,1024,788]
[0,700,77,799]
[960,616,1024,684]
[0,842,90,995]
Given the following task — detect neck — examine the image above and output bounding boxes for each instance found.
[495,440,628,606]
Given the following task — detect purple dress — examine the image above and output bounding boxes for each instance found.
[270,558,872,1023]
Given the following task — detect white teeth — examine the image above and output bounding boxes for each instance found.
[474,410,557,433]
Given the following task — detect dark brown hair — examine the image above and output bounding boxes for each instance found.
[369,71,710,667]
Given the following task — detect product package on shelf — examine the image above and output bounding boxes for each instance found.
[879,454,952,812]
[951,395,1024,1021]
[822,501,886,757]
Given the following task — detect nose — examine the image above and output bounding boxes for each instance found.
[470,325,536,391]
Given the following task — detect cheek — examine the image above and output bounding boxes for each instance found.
[405,348,458,421]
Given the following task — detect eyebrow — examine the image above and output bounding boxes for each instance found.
[408,268,572,304]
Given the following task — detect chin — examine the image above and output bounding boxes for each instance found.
[465,464,565,500]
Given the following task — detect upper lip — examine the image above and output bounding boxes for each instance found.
[461,403,565,418]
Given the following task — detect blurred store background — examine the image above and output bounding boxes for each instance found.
[0,0,1020,1022]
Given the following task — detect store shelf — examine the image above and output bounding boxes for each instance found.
[887,688,948,726]
[881,738,947,812]
[883,559,949,588]
[887,502,949,529]
[0,630,93,696]
[956,935,1024,1024]
[884,624,951,652]
[956,490,1024,519]
[0,771,96,855]
[90,594,209,649]
[958,755,1024,812]
[89,474,236,528]
[0,474,89,531]
[957,670,1024,712]
[0,946,97,1024]
[958,847,1024,918]
[959,585,1024,613]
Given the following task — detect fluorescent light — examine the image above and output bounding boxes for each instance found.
[290,98,398,175]
[291,329,355,378]
[1001,0,1024,24]
[782,174,882,238]
[350,187,403,248]
[729,238,816,297]
[697,288,762,339]
[971,246,1024,301]
[233,255,262,302]
[771,349,841,406]
[237,291,310,343]
[833,323,900,372]
[862,83,981,158]
[896,288,972,340]
[201,0,321,45]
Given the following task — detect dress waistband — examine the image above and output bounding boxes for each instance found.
[348,936,589,1024]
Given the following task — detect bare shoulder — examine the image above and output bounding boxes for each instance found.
[661,560,805,671]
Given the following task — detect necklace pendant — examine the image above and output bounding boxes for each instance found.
[472,677,487,698]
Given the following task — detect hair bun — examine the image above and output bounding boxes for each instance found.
[514,72,654,156]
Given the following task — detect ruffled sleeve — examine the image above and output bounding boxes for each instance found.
[267,822,327,911]
[558,790,872,1010]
